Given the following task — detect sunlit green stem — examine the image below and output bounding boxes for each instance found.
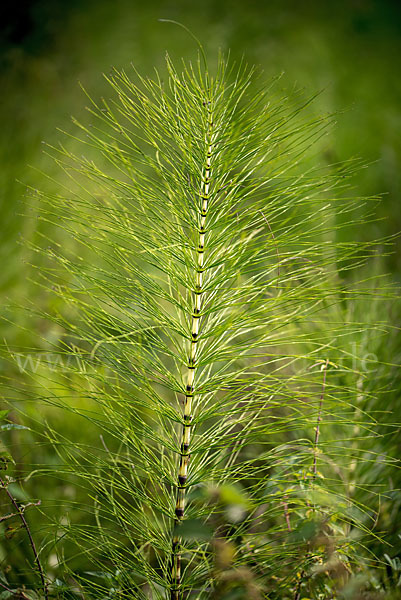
[171,102,214,600]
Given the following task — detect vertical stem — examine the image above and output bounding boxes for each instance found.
[0,477,48,600]
[312,359,329,479]
[348,375,363,495]
[293,359,329,600]
[170,103,214,600]
[282,496,292,532]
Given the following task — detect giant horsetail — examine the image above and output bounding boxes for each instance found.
[171,91,215,598]
[26,26,387,599]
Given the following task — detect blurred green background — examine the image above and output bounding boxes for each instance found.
[1,0,400,593]
[2,0,401,287]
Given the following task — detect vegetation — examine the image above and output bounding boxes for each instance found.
[1,6,400,600]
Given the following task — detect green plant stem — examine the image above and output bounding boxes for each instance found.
[312,359,329,479]
[294,359,329,600]
[282,496,292,532]
[170,102,214,600]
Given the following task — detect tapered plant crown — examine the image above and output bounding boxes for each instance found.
[17,51,390,599]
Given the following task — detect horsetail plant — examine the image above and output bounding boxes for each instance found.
[15,45,393,599]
